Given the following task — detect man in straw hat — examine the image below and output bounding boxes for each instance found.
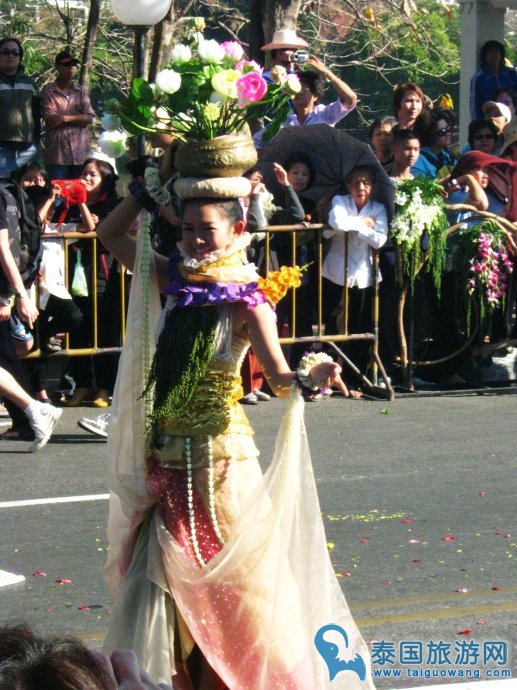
[261,28,310,81]
[255,28,357,149]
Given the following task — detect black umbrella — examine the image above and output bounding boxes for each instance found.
[259,123,395,220]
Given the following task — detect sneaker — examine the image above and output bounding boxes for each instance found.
[77,412,110,438]
[240,392,258,405]
[252,388,270,401]
[376,376,391,389]
[28,403,62,452]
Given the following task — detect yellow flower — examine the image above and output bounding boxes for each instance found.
[203,102,220,121]
[258,265,302,305]
[211,69,240,100]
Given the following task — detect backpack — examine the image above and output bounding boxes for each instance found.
[0,179,43,288]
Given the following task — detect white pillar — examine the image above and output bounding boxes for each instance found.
[458,0,507,146]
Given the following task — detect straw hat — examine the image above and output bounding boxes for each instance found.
[261,29,309,51]
[500,120,517,156]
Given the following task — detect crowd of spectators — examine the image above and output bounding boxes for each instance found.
[0,32,517,440]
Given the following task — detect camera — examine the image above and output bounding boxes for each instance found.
[292,50,309,63]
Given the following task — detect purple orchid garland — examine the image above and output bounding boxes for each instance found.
[467,232,513,310]
[163,254,267,310]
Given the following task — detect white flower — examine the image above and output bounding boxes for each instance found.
[98,130,127,159]
[101,113,121,131]
[284,73,301,95]
[155,68,181,94]
[260,191,280,219]
[209,91,226,106]
[269,65,287,84]
[296,352,333,390]
[197,39,224,64]
[170,43,191,64]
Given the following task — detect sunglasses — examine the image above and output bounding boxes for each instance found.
[0,49,21,57]
[435,126,452,136]
[473,133,495,140]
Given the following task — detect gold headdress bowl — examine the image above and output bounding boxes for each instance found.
[173,133,257,199]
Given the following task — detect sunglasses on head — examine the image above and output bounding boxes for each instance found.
[435,126,452,136]
[0,49,21,57]
[473,133,495,140]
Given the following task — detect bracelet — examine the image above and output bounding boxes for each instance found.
[128,179,160,215]
[293,373,323,400]
[295,351,334,390]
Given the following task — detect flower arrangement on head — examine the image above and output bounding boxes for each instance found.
[99,17,301,158]
[390,176,449,293]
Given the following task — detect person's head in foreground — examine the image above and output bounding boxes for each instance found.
[0,625,172,690]
[0,624,113,690]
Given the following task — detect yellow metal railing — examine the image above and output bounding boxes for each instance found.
[25,226,394,399]
[262,223,394,400]
[25,232,128,359]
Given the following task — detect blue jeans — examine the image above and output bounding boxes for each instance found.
[45,163,84,180]
[0,143,39,178]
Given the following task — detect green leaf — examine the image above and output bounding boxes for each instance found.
[130,78,154,106]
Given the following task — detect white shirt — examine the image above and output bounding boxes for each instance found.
[253,99,355,149]
[38,222,76,308]
[322,195,388,288]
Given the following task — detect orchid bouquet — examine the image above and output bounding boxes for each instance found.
[390,177,449,293]
[462,222,513,320]
[100,18,300,155]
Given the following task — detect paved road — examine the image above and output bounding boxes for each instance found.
[0,393,515,688]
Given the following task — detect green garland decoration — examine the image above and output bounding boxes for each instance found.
[140,211,153,421]
[142,305,219,442]
[391,177,449,294]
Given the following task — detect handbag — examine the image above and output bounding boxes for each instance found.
[71,249,88,297]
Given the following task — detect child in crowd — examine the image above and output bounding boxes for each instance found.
[322,164,388,388]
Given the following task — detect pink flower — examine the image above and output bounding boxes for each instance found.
[235,59,263,74]
[236,71,267,106]
[221,41,244,61]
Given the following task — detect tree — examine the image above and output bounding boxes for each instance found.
[297,0,460,131]
[0,0,461,128]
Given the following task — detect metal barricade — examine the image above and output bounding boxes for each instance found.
[262,223,394,400]
[25,231,128,360]
[25,227,394,400]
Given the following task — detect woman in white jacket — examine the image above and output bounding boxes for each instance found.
[322,165,388,383]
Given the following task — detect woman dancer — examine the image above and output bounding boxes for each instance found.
[99,167,374,689]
